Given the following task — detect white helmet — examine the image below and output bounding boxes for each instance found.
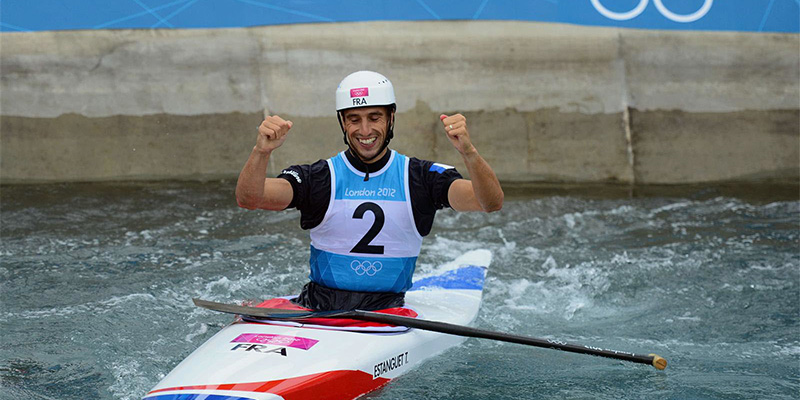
[335,71,398,163]
[335,71,396,111]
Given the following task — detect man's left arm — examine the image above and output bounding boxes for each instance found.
[440,114,504,212]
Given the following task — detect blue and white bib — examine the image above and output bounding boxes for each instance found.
[308,150,423,293]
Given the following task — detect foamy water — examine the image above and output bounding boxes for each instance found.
[1,182,797,399]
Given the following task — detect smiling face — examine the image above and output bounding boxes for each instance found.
[341,106,393,163]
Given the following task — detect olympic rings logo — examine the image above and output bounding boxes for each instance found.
[258,336,293,346]
[351,260,383,276]
[591,0,713,23]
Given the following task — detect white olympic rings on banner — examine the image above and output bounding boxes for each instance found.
[591,0,713,23]
[351,260,383,276]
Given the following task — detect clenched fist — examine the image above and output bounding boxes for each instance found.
[255,115,293,154]
[441,114,476,155]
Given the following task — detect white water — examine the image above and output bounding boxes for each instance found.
[1,182,798,399]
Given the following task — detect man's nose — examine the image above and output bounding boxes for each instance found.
[360,120,371,133]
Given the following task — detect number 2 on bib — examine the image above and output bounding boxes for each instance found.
[351,202,385,254]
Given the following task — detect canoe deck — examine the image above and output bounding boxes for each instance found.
[143,249,491,400]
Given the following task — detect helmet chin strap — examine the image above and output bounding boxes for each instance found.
[338,110,395,182]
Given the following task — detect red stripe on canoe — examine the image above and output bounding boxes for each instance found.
[147,370,391,400]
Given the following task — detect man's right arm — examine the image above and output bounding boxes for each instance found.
[235,115,295,211]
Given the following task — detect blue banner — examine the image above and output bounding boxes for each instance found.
[1,0,798,33]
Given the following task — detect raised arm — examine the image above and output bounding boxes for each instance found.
[440,114,504,213]
[235,115,295,211]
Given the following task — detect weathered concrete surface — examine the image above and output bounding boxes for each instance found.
[0,22,628,118]
[1,112,261,181]
[1,21,798,184]
[621,31,800,112]
[1,105,635,183]
[631,109,800,184]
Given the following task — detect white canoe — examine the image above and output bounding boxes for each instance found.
[143,249,492,400]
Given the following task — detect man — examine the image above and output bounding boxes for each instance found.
[236,71,503,311]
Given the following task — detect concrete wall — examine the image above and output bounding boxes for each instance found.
[1,21,798,184]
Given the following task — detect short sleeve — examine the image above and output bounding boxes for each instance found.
[408,158,463,236]
[277,160,331,229]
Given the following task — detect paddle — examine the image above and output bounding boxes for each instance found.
[193,298,667,370]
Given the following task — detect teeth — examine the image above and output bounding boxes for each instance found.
[358,137,377,145]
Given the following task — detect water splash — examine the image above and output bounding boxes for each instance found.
[1,182,797,400]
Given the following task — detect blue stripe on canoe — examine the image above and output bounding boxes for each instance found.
[144,394,255,400]
[410,265,487,291]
